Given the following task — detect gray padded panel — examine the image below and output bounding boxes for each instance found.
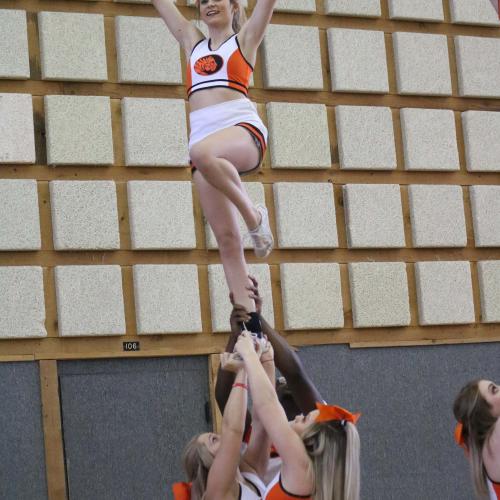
[0,362,48,500]
[58,357,210,500]
[297,343,500,500]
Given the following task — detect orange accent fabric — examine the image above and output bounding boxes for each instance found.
[237,122,267,154]
[172,482,191,500]
[454,422,466,447]
[227,50,251,95]
[492,480,500,499]
[265,479,311,500]
[315,402,361,425]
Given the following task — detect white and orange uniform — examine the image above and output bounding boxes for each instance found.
[187,34,252,98]
[488,477,500,500]
[242,470,312,500]
[186,34,267,169]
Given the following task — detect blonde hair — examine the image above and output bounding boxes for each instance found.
[182,434,214,500]
[453,380,497,499]
[301,421,360,500]
[195,0,247,33]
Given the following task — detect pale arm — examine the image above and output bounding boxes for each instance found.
[238,0,277,60]
[205,369,248,500]
[152,0,203,52]
[236,334,313,495]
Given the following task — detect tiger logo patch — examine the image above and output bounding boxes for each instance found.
[194,54,224,76]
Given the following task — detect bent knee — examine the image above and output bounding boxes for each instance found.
[189,144,216,170]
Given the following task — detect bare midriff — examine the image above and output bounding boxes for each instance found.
[188,86,248,112]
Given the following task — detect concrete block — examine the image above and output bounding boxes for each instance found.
[115,0,151,3]
[55,265,126,337]
[208,264,274,332]
[116,16,182,85]
[393,32,452,96]
[0,93,35,164]
[122,98,188,166]
[478,261,500,323]
[275,0,316,12]
[133,265,202,334]
[38,11,107,81]
[462,111,500,172]
[267,102,331,169]
[388,0,444,21]
[344,184,405,248]
[50,181,120,250]
[348,262,410,328]
[187,0,247,6]
[45,95,114,166]
[325,0,381,17]
[273,182,338,248]
[336,105,396,170]
[280,263,344,330]
[0,9,30,79]
[0,180,41,251]
[128,181,196,250]
[262,24,323,90]
[470,185,500,247]
[408,185,467,247]
[205,182,265,250]
[415,261,475,325]
[0,267,46,339]
[455,36,500,98]
[450,0,500,26]
[327,28,389,94]
[401,108,459,171]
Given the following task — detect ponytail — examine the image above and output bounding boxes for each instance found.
[231,0,247,33]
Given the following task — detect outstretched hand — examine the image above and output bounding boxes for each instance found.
[229,275,263,315]
[220,351,245,373]
[229,304,251,337]
[234,330,262,359]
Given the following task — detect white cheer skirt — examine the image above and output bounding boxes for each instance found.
[188,98,268,150]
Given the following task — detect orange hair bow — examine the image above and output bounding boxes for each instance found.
[315,402,361,425]
[454,422,466,448]
[172,482,191,500]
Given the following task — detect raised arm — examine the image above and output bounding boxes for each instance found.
[205,368,248,500]
[238,0,277,61]
[235,332,313,496]
[152,0,203,53]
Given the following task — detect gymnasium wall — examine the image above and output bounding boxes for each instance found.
[0,0,499,498]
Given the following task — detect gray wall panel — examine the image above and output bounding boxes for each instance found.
[298,342,500,500]
[58,357,210,500]
[0,362,48,500]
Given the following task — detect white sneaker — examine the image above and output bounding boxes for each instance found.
[248,204,274,258]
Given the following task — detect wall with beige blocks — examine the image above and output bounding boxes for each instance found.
[0,0,499,362]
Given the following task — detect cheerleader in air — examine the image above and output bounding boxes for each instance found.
[152,0,276,335]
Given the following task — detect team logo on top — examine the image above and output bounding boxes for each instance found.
[194,55,224,76]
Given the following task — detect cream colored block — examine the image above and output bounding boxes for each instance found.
[122,98,188,166]
[325,0,381,17]
[274,182,338,249]
[38,11,107,81]
[55,265,126,337]
[0,9,30,79]
[478,261,500,323]
[349,262,410,328]
[0,93,35,164]
[388,0,444,21]
[393,32,452,96]
[470,186,500,247]
[450,0,500,26]
[267,102,331,169]
[45,95,114,166]
[116,16,182,85]
[275,0,316,12]
[415,261,475,325]
[327,28,389,94]
[262,24,323,90]
[455,36,500,98]
[336,106,396,170]
[280,263,344,330]
[0,267,47,339]
[128,181,196,250]
[133,265,202,334]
